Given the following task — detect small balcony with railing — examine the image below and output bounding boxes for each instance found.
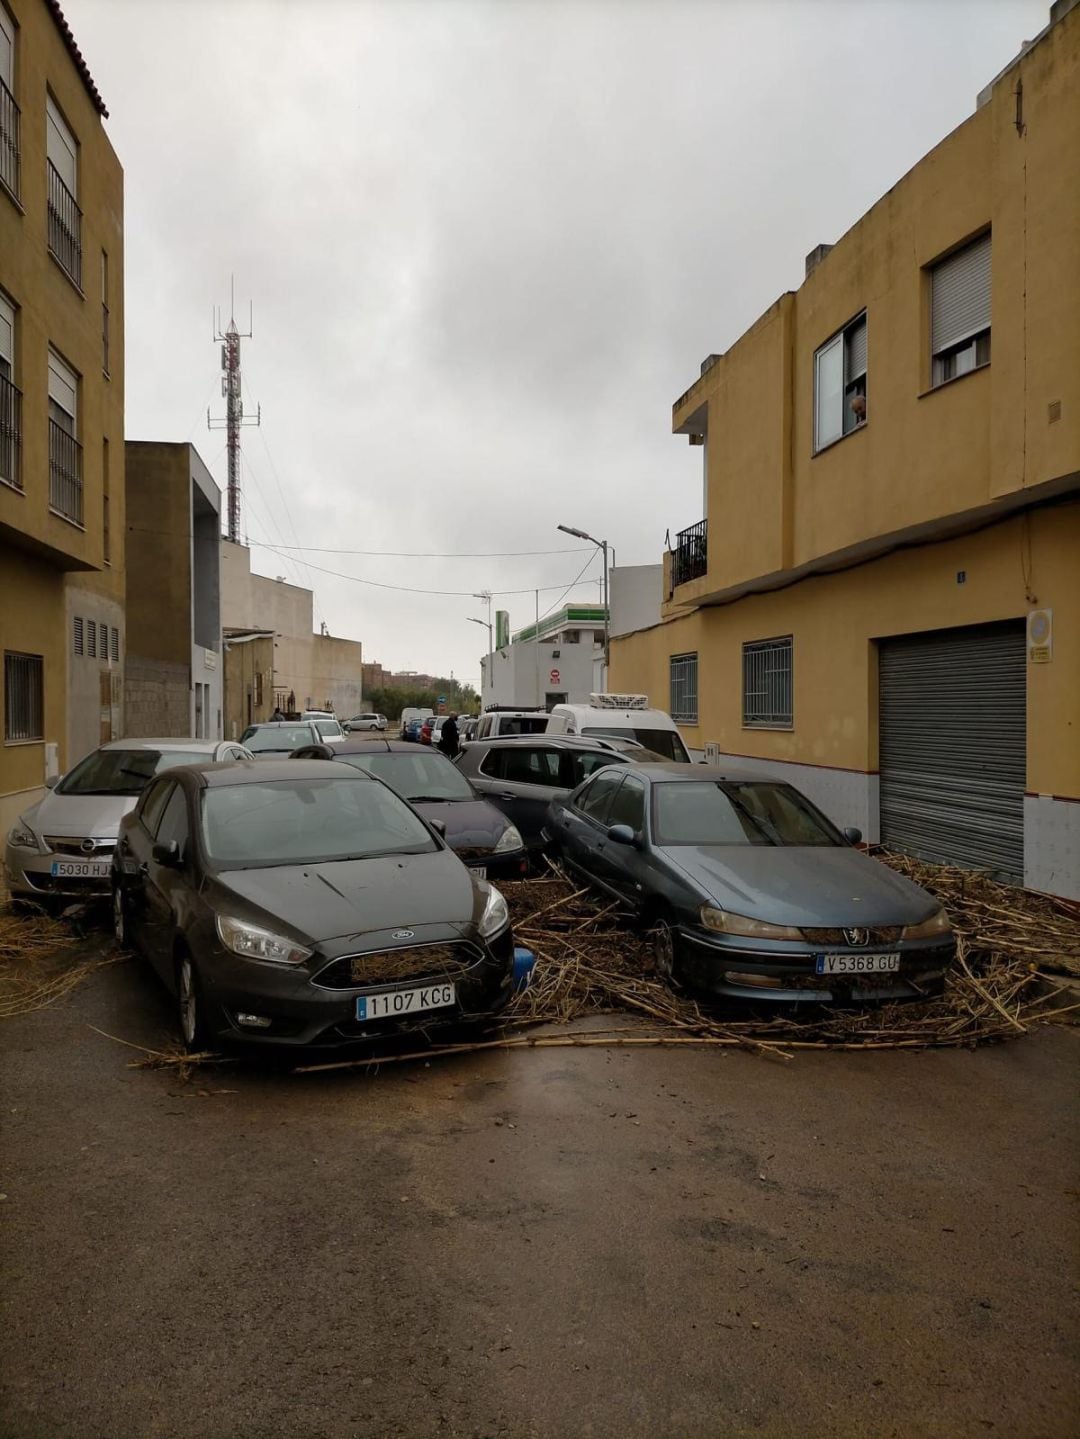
[47,160,82,288]
[670,519,708,591]
[0,373,21,491]
[0,77,19,202]
[49,419,83,526]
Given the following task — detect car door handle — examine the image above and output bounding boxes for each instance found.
[499,792,517,801]
[138,862,149,877]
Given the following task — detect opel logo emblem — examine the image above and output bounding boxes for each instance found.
[391,929,415,941]
[844,927,869,947]
[80,839,96,855]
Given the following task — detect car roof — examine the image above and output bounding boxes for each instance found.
[326,739,447,756]
[243,720,317,729]
[181,758,377,786]
[99,737,229,752]
[468,734,621,751]
[632,764,779,784]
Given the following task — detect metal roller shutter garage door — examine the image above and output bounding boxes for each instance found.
[879,621,1026,879]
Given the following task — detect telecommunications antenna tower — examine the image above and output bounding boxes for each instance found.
[208,279,261,544]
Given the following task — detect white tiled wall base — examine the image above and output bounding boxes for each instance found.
[699,752,880,842]
[1024,795,1080,901]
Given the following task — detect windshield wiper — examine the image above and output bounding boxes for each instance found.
[407,794,459,803]
[721,788,781,846]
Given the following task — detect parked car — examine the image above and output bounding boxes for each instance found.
[474,708,551,741]
[419,718,435,746]
[459,717,479,743]
[4,738,253,902]
[402,717,425,743]
[400,707,434,740]
[546,764,955,1003]
[546,694,691,762]
[239,720,323,756]
[345,713,387,732]
[301,711,346,744]
[112,759,518,1050]
[456,735,646,854]
[290,740,527,879]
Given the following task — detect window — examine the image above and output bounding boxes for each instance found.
[575,769,624,824]
[606,774,646,832]
[46,96,80,286]
[101,251,109,375]
[99,622,107,660]
[86,619,96,658]
[254,671,263,707]
[139,779,175,836]
[47,348,81,524]
[0,289,18,490]
[154,786,190,855]
[0,4,17,201]
[102,437,110,563]
[931,233,990,386]
[4,650,43,742]
[73,616,84,655]
[814,313,867,450]
[572,751,627,783]
[110,626,119,662]
[669,652,698,724]
[742,636,793,729]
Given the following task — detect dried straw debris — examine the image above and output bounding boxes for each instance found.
[0,903,121,1019]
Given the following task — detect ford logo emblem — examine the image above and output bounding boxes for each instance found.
[391,929,415,941]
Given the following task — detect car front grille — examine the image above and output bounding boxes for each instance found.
[313,943,484,991]
[800,925,903,945]
[452,846,493,863]
[23,873,111,893]
[43,836,116,858]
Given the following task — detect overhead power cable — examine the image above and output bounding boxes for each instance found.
[248,542,593,559]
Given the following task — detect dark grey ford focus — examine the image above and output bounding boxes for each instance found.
[112,760,516,1050]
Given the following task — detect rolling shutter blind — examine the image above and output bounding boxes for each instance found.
[845,316,867,380]
[931,234,991,354]
[879,622,1025,880]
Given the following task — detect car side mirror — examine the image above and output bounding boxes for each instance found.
[430,819,447,838]
[608,823,639,848]
[152,840,183,867]
[44,773,62,790]
[842,826,863,846]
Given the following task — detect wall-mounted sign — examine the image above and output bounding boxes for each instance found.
[1027,609,1053,664]
[549,668,560,685]
[204,648,218,670]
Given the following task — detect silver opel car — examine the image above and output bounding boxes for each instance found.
[4,738,253,902]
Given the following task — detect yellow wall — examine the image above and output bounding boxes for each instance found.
[1,0,124,817]
[611,502,1080,800]
[124,445,193,667]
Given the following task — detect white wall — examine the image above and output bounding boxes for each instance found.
[610,564,663,639]
[481,639,601,710]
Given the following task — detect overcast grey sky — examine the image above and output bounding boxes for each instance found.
[71,0,1047,687]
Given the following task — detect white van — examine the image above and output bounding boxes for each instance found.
[400,706,435,736]
[545,694,691,762]
[474,707,551,741]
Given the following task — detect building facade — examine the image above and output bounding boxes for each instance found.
[124,442,222,738]
[220,540,362,732]
[480,605,607,710]
[0,0,124,836]
[611,1,1079,898]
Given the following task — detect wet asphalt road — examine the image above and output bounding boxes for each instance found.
[1,949,1077,1439]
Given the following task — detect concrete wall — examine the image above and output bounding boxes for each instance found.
[610,565,663,639]
[481,639,603,710]
[64,583,123,762]
[124,655,190,740]
[311,634,363,718]
[1,0,125,826]
[223,634,275,738]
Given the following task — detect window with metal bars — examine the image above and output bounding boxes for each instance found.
[73,615,84,655]
[669,652,698,724]
[4,651,43,742]
[742,637,793,729]
[814,312,867,451]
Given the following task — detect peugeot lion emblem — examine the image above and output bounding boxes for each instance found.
[843,927,869,947]
[391,929,415,941]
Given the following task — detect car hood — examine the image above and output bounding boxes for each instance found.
[411,798,516,853]
[662,844,939,927]
[24,790,138,840]
[212,847,482,946]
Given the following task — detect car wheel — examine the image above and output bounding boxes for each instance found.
[176,953,212,1053]
[652,914,680,984]
[112,885,130,947]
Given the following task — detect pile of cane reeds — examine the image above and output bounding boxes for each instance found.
[0,902,120,1019]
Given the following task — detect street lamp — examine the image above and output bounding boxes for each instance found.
[557,523,610,684]
[468,615,494,707]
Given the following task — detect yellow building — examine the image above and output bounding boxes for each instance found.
[611,1,1079,898]
[0,0,124,837]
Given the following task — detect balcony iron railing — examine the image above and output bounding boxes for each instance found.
[49,418,83,525]
[671,518,708,589]
[47,159,82,288]
[0,78,19,201]
[0,373,21,490]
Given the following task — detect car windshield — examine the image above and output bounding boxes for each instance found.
[499,717,549,735]
[315,719,342,738]
[652,780,841,847]
[201,777,438,868]
[582,727,688,762]
[57,748,208,797]
[241,726,315,752]
[339,751,475,802]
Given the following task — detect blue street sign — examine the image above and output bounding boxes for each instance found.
[438,695,446,704]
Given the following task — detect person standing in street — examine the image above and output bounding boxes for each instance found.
[438,713,460,759]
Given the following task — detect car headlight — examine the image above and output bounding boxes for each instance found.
[215,915,313,966]
[493,823,524,854]
[902,907,952,940]
[7,817,40,852]
[700,906,804,941]
[478,883,510,940]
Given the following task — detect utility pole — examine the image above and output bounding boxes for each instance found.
[209,280,261,544]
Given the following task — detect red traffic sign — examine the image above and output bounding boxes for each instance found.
[549,669,560,684]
